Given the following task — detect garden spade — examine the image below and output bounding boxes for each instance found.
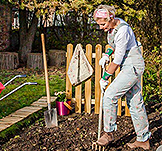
[41,33,58,128]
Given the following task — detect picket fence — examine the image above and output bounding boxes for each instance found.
[66,44,143,116]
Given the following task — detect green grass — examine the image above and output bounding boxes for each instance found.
[0,69,66,119]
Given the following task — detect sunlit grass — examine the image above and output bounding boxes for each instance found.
[0,69,66,119]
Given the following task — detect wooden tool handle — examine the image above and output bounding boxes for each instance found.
[41,34,51,108]
[64,102,72,111]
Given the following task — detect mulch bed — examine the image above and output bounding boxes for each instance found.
[1,102,162,151]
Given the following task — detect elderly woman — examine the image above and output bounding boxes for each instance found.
[93,5,151,150]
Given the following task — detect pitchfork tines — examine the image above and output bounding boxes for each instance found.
[92,142,105,151]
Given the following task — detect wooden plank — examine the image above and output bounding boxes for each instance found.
[72,98,95,104]
[16,107,42,113]
[91,53,115,59]
[75,84,82,113]
[85,44,92,114]
[38,96,56,102]
[95,44,102,114]
[8,113,29,118]
[0,119,21,124]
[31,104,47,107]
[0,115,23,120]
[0,96,57,132]
[0,124,10,129]
[0,125,11,131]
[72,98,128,106]
[122,101,126,106]
[14,109,31,115]
[66,44,73,100]
[7,109,36,119]
[31,102,47,106]
[21,106,42,110]
[125,101,130,116]
[0,119,23,125]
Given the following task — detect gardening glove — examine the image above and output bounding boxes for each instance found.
[100,71,112,93]
[99,55,109,68]
[99,46,115,68]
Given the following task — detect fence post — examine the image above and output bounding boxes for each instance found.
[66,44,73,100]
[85,44,92,114]
[125,101,130,116]
[95,44,102,114]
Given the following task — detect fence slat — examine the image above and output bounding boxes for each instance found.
[95,44,102,114]
[66,44,73,100]
[125,101,130,116]
[85,44,92,113]
[75,84,82,113]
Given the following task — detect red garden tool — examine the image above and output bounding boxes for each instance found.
[0,75,37,101]
[0,82,5,94]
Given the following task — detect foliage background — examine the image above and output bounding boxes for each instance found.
[1,0,161,102]
[37,0,162,102]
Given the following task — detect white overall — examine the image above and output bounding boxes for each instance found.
[103,23,151,142]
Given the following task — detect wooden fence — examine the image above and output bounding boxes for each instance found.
[66,44,143,116]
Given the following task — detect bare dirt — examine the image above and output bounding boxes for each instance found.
[0,67,162,151]
[1,101,162,151]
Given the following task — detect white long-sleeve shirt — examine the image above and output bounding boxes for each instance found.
[108,18,138,65]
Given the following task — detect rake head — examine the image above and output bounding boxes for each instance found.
[92,142,105,151]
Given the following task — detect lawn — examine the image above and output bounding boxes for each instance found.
[0,67,66,119]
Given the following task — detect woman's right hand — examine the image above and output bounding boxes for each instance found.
[100,78,109,93]
[99,55,109,68]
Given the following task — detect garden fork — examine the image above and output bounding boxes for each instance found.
[92,67,106,151]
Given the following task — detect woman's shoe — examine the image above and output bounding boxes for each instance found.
[96,132,114,146]
[127,140,150,150]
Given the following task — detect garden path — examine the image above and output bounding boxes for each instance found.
[0,96,56,132]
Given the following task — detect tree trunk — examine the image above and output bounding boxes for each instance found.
[27,53,43,69]
[0,52,19,69]
[19,10,38,64]
[48,50,66,66]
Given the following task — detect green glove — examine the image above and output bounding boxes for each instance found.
[102,71,112,81]
[105,48,114,56]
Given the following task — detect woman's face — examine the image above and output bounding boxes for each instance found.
[96,18,115,32]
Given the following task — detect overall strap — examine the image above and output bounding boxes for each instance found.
[114,23,128,35]
[108,23,128,48]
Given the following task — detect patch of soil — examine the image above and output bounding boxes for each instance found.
[1,102,162,151]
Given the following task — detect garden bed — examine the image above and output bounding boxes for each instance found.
[0,67,161,151]
[1,101,162,151]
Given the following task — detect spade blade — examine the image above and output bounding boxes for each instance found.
[44,108,58,128]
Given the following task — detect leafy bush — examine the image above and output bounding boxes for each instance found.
[143,46,162,103]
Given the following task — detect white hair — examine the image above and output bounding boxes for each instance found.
[93,5,116,21]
